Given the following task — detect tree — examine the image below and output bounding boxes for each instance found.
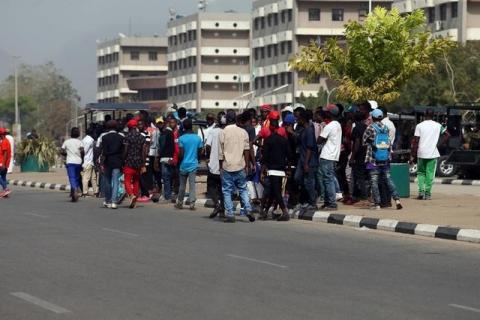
[392,42,480,108]
[290,7,455,105]
[0,62,80,139]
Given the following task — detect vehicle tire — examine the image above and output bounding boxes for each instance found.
[409,163,417,176]
[436,156,456,177]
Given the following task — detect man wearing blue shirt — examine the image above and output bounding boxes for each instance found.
[175,118,203,210]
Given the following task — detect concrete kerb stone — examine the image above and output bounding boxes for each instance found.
[409,177,480,186]
[9,178,480,244]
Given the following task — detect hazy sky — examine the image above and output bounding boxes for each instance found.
[0,0,251,103]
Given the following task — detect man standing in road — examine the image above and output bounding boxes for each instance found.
[0,128,12,198]
[5,128,14,175]
[158,116,177,203]
[411,109,448,200]
[175,118,203,210]
[61,127,84,202]
[219,111,255,223]
[81,128,98,197]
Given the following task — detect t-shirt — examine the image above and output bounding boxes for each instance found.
[179,133,203,173]
[0,138,12,169]
[61,138,84,165]
[382,117,396,146]
[219,124,250,172]
[81,135,95,167]
[351,121,368,164]
[414,120,443,159]
[320,121,342,161]
[205,127,222,175]
[101,131,124,169]
[263,132,291,171]
[299,124,319,167]
[125,131,146,169]
[6,135,14,173]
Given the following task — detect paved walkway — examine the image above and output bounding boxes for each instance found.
[8,169,480,229]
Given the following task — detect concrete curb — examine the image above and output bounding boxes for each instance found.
[9,179,480,244]
[409,177,480,186]
[296,209,480,244]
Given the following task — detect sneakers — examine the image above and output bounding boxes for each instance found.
[137,196,150,203]
[395,199,403,210]
[1,189,11,198]
[111,203,118,210]
[128,196,137,209]
[103,201,110,208]
[372,205,381,210]
[416,193,424,200]
[336,193,344,201]
[424,194,431,200]
[246,213,256,222]
[174,202,183,210]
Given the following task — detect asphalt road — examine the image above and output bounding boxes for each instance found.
[1,187,480,320]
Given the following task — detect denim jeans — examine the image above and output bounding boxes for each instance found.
[294,162,317,206]
[178,170,196,205]
[368,165,400,205]
[66,163,82,191]
[315,166,325,201]
[161,163,173,200]
[104,167,121,204]
[222,169,252,217]
[320,159,337,208]
[207,171,224,211]
[0,168,7,190]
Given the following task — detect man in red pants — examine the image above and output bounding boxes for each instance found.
[123,119,147,208]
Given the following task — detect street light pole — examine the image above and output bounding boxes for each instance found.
[13,56,21,143]
[369,0,372,13]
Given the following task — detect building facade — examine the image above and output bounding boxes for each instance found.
[96,36,168,104]
[252,0,392,108]
[393,0,480,43]
[167,12,251,111]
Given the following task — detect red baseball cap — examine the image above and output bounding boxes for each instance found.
[260,104,272,112]
[0,128,6,135]
[267,111,280,120]
[127,119,138,129]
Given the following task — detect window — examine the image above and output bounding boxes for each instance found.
[428,7,435,23]
[130,51,139,60]
[267,14,272,27]
[267,45,272,58]
[287,72,292,84]
[267,76,272,87]
[281,42,286,55]
[193,57,197,66]
[254,18,259,30]
[260,47,265,59]
[359,8,368,22]
[274,13,278,25]
[440,4,447,20]
[280,73,285,85]
[451,2,458,18]
[174,36,177,45]
[149,52,158,61]
[255,78,259,90]
[332,9,344,21]
[281,10,286,23]
[273,44,278,56]
[273,74,278,87]
[288,9,292,22]
[287,41,292,54]
[260,17,265,29]
[309,8,321,21]
[255,48,259,60]
[260,77,265,89]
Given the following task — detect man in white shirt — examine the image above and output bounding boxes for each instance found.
[380,107,396,147]
[411,109,447,200]
[318,104,342,210]
[206,113,226,219]
[81,128,98,196]
[61,127,84,202]
[5,129,14,174]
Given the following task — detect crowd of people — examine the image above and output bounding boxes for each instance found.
[57,100,421,222]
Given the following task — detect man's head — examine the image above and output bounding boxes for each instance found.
[296,109,308,127]
[206,113,215,126]
[358,101,372,119]
[155,117,165,129]
[137,119,145,131]
[322,104,340,120]
[104,115,112,123]
[168,117,177,130]
[260,104,271,121]
[178,107,187,119]
[283,113,296,127]
[378,106,388,119]
[370,109,384,122]
[425,108,434,120]
[183,118,193,131]
[71,127,80,139]
[226,110,237,124]
[106,120,118,131]
[240,110,252,126]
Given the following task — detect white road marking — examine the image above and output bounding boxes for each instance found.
[102,228,140,237]
[11,292,71,314]
[449,304,480,313]
[227,254,287,269]
[23,212,48,218]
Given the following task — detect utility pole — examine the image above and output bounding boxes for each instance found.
[13,56,21,144]
[369,0,372,13]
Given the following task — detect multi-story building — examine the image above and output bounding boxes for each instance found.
[393,0,480,43]
[96,36,168,104]
[252,0,392,108]
[167,12,251,111]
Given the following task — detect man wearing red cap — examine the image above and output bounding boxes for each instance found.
[0,128,12,198]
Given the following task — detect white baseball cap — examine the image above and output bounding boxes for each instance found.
[368,100,378,110]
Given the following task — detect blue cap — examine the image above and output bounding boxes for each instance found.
[283,113,296,125]
[371,109,384,119]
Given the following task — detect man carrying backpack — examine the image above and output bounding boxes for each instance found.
[363,109,403,210]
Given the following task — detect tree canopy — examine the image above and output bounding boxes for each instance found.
[290,7,455,105]
[0,62,80,140]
